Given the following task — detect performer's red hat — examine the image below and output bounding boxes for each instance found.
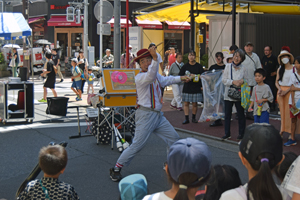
[134,49,152,63]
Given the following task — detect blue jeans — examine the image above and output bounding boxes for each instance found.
[71,80,82,90]
[254,111,269,124]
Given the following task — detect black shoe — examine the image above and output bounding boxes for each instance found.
[110,168,122,182]
[192,118,198,123]
[221,135,231,140]
[60,79,64,83]
[210,120,223,127]
[237,135,243,140]
[182,119,190,124]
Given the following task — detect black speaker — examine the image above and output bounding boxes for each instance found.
[19,67,28,81]
[46,97,69,116]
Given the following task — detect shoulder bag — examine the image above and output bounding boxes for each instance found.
[227,64,241,100]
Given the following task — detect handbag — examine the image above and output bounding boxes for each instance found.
[227,65,241,100]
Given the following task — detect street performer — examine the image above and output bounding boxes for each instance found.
[109,46,191,182]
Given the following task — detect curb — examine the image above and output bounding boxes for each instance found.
[174,127,239,145]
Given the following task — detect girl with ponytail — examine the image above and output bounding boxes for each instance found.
[220,124,287,200]
[143,138,212,200]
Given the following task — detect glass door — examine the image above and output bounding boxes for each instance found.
[71,33,83,58]
[56,33,69,64]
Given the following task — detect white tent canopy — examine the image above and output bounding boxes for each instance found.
[0,13,32,40]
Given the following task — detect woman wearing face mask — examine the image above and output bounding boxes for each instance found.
[275,47,294,137]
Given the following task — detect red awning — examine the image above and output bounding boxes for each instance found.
[166,21,190,30]
[136,19,162,29]
[29,16,45,24]
[47,16,83,27]
[108,17,132,28]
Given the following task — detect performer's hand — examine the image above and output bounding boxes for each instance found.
[180,76,190,82]
[148,46,157,61]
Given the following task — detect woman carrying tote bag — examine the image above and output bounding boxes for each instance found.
[221,49,248,141]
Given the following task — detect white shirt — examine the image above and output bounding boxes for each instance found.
[242,52,262,86]
[150,53,163,66]
[220,183,291,200]
[143,192,172,200]
[288,72,300,105]
[279,67,294,86]
[282,156,300,195]
[222,63,248,101]
[136,60,181,111]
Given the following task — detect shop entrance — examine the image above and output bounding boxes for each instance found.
[54,28,84,65]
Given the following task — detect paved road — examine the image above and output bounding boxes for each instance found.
[0,122,248,200]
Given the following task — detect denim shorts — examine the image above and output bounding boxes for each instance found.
[71,80,82,90]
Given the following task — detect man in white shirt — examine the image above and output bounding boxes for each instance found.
[109,47,190,182]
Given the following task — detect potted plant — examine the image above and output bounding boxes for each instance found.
[0,52,10,77]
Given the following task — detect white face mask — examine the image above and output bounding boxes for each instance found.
[281,57,289,64]
[129,50,132,54]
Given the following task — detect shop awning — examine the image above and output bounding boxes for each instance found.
[137,1,258,23]
[0,12,32,40]
[250,4,300,15]
[136,19,162,29]
[47,15,82,26]
[29,16,45,24]
[108,17,132,28]
[166,21,190,29]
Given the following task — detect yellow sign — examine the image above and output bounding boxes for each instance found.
[197,34,203,44]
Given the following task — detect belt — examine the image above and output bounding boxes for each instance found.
[138,105,161,113]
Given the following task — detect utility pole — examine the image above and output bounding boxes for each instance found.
[232,0,236,45]
[83,0,88,59]
[22,0,30,80]
[190,0,195,51]
[114,0,121,68]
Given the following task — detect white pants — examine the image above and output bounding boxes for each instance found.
[116,109,179,166]
[171,84,183,108]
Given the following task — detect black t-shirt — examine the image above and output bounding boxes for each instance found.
[179,62,204,94]
[77,57,86,71]
[209,64,225,71]
[261,54,278,79]
[14,52,19,63]
[52,54,60,66]
[47,61,56,80]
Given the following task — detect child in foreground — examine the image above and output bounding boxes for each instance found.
[248,68,273,123]
[17,145,79,200]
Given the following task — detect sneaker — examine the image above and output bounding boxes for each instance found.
[237,135,243,140]
[221,135,231,140]
[110,168,122,182]
[177,107,183,111]
[76,97,82,101]
[170,104,177,109]
[284,139,297,146]
[38,99,47,103]
[60,79,64,83]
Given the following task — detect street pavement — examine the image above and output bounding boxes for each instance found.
[0,124,248,200]
[0,75,298,199]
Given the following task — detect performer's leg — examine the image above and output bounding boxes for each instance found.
[115,109,159,167]
[153,112,180,147]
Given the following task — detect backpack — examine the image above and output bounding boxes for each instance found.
[75,66,85,79]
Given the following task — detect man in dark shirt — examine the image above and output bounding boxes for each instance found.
[261,45,278,111]
[208,52,225,127]
[51,48,64,83]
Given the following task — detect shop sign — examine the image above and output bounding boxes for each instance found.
[51,5,70,10]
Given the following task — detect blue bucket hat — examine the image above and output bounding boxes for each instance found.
[167,138,212,185]
[119,174,148,200]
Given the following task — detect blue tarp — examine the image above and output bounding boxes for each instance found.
[0,13,32,40]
